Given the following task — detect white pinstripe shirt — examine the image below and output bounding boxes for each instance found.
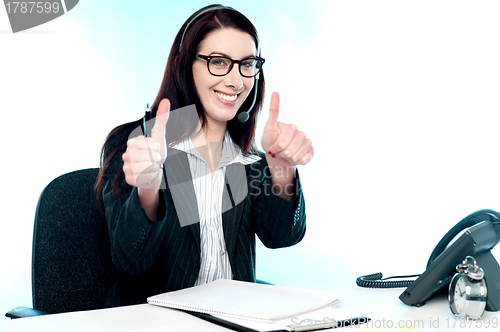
[171,130,261,286]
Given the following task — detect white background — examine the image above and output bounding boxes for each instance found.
[1,0,500,321]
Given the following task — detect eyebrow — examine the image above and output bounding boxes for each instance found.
[208,51,257,58]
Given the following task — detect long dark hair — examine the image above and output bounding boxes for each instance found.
[95,5,265,204]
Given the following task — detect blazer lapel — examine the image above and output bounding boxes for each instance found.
[164,149,200,252]
[222,163,247,263]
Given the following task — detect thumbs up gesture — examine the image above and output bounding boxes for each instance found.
[261,92,314,168]
[122,98,170,189]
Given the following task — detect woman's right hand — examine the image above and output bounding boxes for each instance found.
[122,98,170,190]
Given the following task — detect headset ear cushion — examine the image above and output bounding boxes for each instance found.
[426,209,500,268]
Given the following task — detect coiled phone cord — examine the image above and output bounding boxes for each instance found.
[356,272,420,288]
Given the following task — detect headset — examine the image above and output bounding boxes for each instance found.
[179,5,260,123]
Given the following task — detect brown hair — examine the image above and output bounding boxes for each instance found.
[95,5,265,206]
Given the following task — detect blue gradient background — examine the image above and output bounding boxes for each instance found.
[1,0,500,320]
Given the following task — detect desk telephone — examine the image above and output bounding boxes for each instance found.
[357,209,500,316]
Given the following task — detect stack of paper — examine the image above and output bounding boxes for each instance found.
[147,279,339,323]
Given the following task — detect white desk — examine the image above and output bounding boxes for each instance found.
[2,281,500,331]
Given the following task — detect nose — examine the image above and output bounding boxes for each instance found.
[224,64,244,90]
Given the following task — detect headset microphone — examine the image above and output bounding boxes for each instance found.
[237,111,250,123]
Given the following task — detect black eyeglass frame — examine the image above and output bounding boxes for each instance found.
[195,54,265,78]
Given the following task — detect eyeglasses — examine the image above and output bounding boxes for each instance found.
[196,54,265,78]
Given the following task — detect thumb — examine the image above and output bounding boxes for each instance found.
[151,98,170,140]
[266,92,280,128]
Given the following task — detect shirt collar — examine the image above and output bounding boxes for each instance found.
[170,130,261,168]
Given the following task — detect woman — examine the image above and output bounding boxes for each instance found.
[95,4,314,308]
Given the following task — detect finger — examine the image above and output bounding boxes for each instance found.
[266,92,280,127]
[289,139,314,165]
[125,147,162,164]
[274,129,307,160]
[296,148,314,165]
[127,136,161,151]
[124,160,162,176]
[135,170,160,187]
[122,150,130,163]
[125,169,161,188]
[151,98,171,140]
[268,123,298,155]
[127,136,162,165]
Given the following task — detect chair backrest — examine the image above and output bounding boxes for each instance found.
[32,168,118,314]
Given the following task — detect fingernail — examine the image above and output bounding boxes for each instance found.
[272,153,276,158]
[155,152,162,161]
[268,151,272,155]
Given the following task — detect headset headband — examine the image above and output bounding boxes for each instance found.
[178,5,260,56]
[179,5,232,52]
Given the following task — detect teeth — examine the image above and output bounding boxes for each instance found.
[215,91,237,101]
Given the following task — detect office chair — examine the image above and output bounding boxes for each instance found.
[6,168,118,318]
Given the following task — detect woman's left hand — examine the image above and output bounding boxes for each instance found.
[261,92,314,168]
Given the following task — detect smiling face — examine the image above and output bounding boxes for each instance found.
[192,27,256,129]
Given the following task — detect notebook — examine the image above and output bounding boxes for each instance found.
[147,279,339,323]
[211,306,365,332]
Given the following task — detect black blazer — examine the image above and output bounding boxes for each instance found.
[101,128,306,308]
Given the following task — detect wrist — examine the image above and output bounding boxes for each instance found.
[266,163,297,201]
[137,188,160,221]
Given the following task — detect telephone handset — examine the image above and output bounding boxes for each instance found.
[357,209,500,312]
